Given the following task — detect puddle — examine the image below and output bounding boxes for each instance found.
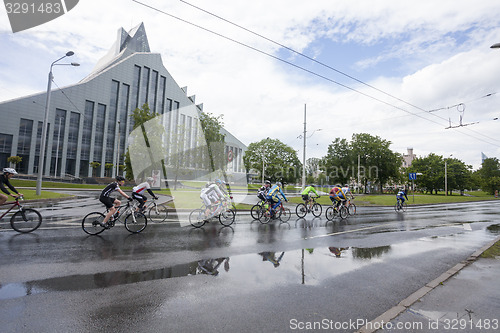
[487,224,500,234]
[1,229,496,300]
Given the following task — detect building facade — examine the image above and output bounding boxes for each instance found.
[0,23,246,183]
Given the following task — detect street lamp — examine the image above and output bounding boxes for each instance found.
[490,43,500,49]
[36,51,79,195]
[300,104,322,190]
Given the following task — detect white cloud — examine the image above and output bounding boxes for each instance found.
[1,0,500,169]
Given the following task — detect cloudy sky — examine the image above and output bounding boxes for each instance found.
[1,0,500,169]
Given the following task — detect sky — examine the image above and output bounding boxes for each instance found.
[1,0,500,170]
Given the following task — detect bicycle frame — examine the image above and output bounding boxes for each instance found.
[0,200,21,219]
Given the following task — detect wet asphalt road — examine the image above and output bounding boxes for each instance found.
[0,193,499,333]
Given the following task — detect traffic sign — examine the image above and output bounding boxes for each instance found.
[409,172,417,180]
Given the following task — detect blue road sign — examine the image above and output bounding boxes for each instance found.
[409,172,417,180]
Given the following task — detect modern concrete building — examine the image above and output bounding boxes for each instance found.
[0,23,246,183]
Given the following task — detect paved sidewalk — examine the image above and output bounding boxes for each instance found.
[358,235,500,333]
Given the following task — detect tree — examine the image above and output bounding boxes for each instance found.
[321,133,401,192]
[321,138,352,185]
[476,158,500,195]
[444,157,472,195]
[243,138,302,184]
[89,162,101,177]
[7,156,22,169]
[124,103,165,181]
[410,154,443,194]
[198,112,226,173]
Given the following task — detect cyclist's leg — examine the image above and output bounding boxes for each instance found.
[0,193,8,206]
[100,196,116,224]
[132,192,146,212]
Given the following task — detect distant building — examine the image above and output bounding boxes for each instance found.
[402,148,416,168]
[0,23,246,183]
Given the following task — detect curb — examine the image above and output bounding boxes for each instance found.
[356,234,500,333]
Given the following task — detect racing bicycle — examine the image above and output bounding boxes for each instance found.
[394,199,408,212]
[0,196,42,233]
[258,201,291,224]
[189,199,235,228]
[325,201,348,221]
[295,196,322,218]
[82,200,147,235]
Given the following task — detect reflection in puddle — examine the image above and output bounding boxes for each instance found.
[1,230,495,300]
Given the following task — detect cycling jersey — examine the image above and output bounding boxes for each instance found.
[0,174,19,195]
[301,186,319,197]
[101,182,120,198]
[133,182,155,196]
[397,190,408,201]
[267,185,287,201]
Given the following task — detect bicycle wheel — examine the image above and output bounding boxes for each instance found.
[250,204,262,220]
[189,209,206,228]
[148,204,168,223]
[279,207,291,222]
[125,212,147,233]
[311,203,322,217]
[325,207,336,221]
[339,206,348,219]
[394,203,401,212]
[82,212,106,235]
[347,203,356,216]
[258,207,271,224]
[10,208,42,233]
[402,202,408,212]
[219,208,235,226]
[295,203,307,218]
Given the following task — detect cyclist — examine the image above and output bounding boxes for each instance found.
[0,168,22,206]
[301,184,319,208]
[329,184,346,209]
[257,180,271,202]
[341,184,354,202]
[100,176,132,227]
[397,188,408,205]
[200,181,225,217]
[266,181,288,218]
[132,177,159,212]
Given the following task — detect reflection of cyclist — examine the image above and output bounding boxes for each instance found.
[301,184,319,206]
[132,177,158,212]
[100,176,132,226]
[266,182,288,218]
[259,251,285,267]
[328,247,349,258]
[198,258,230,276]
[0,168,22,206]
[397,188,408,204]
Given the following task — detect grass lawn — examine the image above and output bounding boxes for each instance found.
[288,191,498,207]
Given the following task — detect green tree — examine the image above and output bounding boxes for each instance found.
[321,138,352,185]
[444,157,472,195]
[199,112,226,173]
[476,158,500,195]
[410,154,444,194]
[124,103,165,181]
[89,161,101,177]
[350,133,401,192]
[7,156,22,168]
[243,138,302,184]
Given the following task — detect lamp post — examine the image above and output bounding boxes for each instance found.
[300,104,321,190]
[490,43,500,49]
[36,51,79,195]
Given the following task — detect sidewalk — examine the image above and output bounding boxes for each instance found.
[358,235,500,332]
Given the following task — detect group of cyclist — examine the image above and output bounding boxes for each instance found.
[99,176,159,227]
[256,181,357,218]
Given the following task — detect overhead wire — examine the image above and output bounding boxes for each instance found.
[132,0,500,147]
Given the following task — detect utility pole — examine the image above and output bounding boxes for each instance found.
[302,104,306,190]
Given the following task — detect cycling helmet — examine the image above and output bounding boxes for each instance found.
[276,182,282,187]
[311,184,316,187]
[3,168,17,175]
[265,180,271,185]
[146,177,154,183]
[116,176,125,182]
